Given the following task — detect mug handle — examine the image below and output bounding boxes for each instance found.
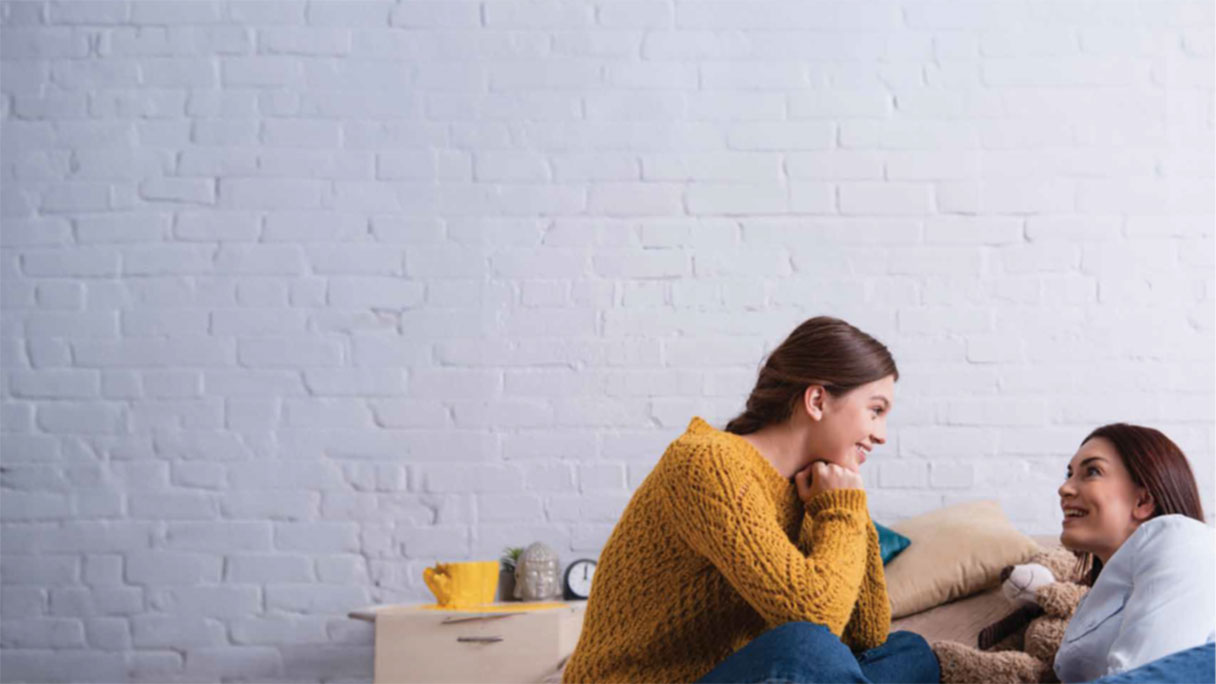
[424,566,452,602]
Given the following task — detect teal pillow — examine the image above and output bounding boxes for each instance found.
[875,522,911,565]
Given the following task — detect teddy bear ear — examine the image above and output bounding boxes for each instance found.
[1041,547,1084,582]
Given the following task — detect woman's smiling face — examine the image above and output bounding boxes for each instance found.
[809,375,894,471]
[1058,436,1154,563]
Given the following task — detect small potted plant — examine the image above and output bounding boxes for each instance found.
[498,546,524,601]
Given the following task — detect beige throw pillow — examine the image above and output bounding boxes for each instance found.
[884,499,1041,618]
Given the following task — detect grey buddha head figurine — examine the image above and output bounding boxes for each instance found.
[513,542,560,601]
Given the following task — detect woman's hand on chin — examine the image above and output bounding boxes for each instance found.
[796,460,864,505]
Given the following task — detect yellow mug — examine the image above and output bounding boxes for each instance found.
[422,561,499,608]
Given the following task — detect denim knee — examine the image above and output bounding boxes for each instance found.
[857,629,940,684]
[764,622,848,649]
[882,630,931,652]
[753,622,859,673]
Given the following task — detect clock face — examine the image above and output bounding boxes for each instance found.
[564,559,596,599]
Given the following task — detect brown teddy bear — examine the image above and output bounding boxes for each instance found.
[933,546,1091,684]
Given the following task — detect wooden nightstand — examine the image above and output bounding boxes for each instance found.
[349,602,587,684]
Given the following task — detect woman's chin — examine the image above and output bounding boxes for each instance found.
[1058,529,1087,554]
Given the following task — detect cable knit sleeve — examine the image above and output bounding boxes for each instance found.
[797,505,891,649]
[658,446,871,635]
[840,518,891,650]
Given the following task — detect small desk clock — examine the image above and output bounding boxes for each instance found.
[563,559,596,600]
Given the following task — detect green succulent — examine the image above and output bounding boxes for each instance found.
[500,546,525,572]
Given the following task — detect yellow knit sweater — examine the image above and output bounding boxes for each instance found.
[562,417,890,683]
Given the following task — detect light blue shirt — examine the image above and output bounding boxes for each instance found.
[1054,514,1216,683]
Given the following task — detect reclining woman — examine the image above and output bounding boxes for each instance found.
[1054,423,1214,684]
[562,316,939,684]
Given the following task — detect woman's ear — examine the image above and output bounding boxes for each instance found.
[1131,487,1155,522]
[803,385,826,421]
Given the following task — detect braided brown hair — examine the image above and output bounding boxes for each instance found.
[725,316,898,435]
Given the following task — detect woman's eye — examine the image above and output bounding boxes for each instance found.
[1086,467,1100,477]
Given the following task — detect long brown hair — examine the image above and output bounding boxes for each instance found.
[725,316,898,435]
[1078,423,1205,584]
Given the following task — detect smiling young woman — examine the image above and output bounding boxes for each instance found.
[1054,423,1215,684]
[562,316,939,684]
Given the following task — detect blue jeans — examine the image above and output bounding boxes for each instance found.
[695,622,940,684]
[1089,643,1214,684]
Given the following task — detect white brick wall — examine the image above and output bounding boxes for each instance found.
[2,0,1213,681]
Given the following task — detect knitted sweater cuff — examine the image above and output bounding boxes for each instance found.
[805,488,868,517]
